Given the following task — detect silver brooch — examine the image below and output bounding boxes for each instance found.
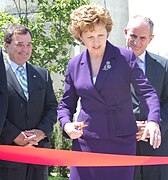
[103,61,111,71]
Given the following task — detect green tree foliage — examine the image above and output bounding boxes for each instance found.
[0,11,17,45]
[1,0,90,74]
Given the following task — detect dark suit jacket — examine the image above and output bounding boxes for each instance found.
[132,52,168,138]
[132,52,168,180]
[0,60,58,168]
[58,41,160,139]
[0,49,8,135]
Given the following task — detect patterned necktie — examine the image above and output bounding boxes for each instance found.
[17,66,28,99]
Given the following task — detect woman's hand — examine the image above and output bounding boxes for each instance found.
[141,121,161,149]
[64,121,87,139]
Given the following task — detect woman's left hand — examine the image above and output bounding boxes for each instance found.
[140,121,161,149]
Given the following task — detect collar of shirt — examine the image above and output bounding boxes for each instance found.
[7,59,27,74]
[138,51,146,63]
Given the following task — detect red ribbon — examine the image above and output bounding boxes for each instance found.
[0,145,168,166]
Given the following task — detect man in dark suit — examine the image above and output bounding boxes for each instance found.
[0,24,58,180]
[0,49,8,135]
[124,15,168,180]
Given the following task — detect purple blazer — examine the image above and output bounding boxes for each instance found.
[58,41,160,139]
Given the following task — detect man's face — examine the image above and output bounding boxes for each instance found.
[4,33,32,65]
[124,21,154,57]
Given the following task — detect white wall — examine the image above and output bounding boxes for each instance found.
[0,0,13,11]
[91,0,129,47]
[128,0,168,58]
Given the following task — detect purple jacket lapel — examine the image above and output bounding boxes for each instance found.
[95,41,116,91]
[79,50,106,105]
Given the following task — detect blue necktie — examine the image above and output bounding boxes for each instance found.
[137,58,145,74]
[17,66,28,99]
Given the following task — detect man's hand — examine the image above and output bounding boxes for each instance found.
[22,129,46,147]
[13,132,28,146]
[136,121,148,141]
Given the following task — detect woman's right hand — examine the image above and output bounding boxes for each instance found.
[64,122,84,139]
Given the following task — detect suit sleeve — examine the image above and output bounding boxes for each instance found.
[57,62,79,136]
[160,60,168,138]
[130,55,160,123]
[37,71,58,138]
[0,49,8,135]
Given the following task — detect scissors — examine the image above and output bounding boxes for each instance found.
[80,120,88,128]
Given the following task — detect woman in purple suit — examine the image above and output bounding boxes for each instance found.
[58,4,161,180]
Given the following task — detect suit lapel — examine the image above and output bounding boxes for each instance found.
[27,63,47,103]
[80,42,116,105]
[131,52,157,104]
[95,42,116,91]
[145,52,157,84]
[80,50,106,105]
[5,61,27,101]
[26,63,40,98]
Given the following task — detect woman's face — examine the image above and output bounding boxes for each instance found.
[80,23,108,59]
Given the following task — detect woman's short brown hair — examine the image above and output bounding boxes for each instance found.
[69,4,113,42]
